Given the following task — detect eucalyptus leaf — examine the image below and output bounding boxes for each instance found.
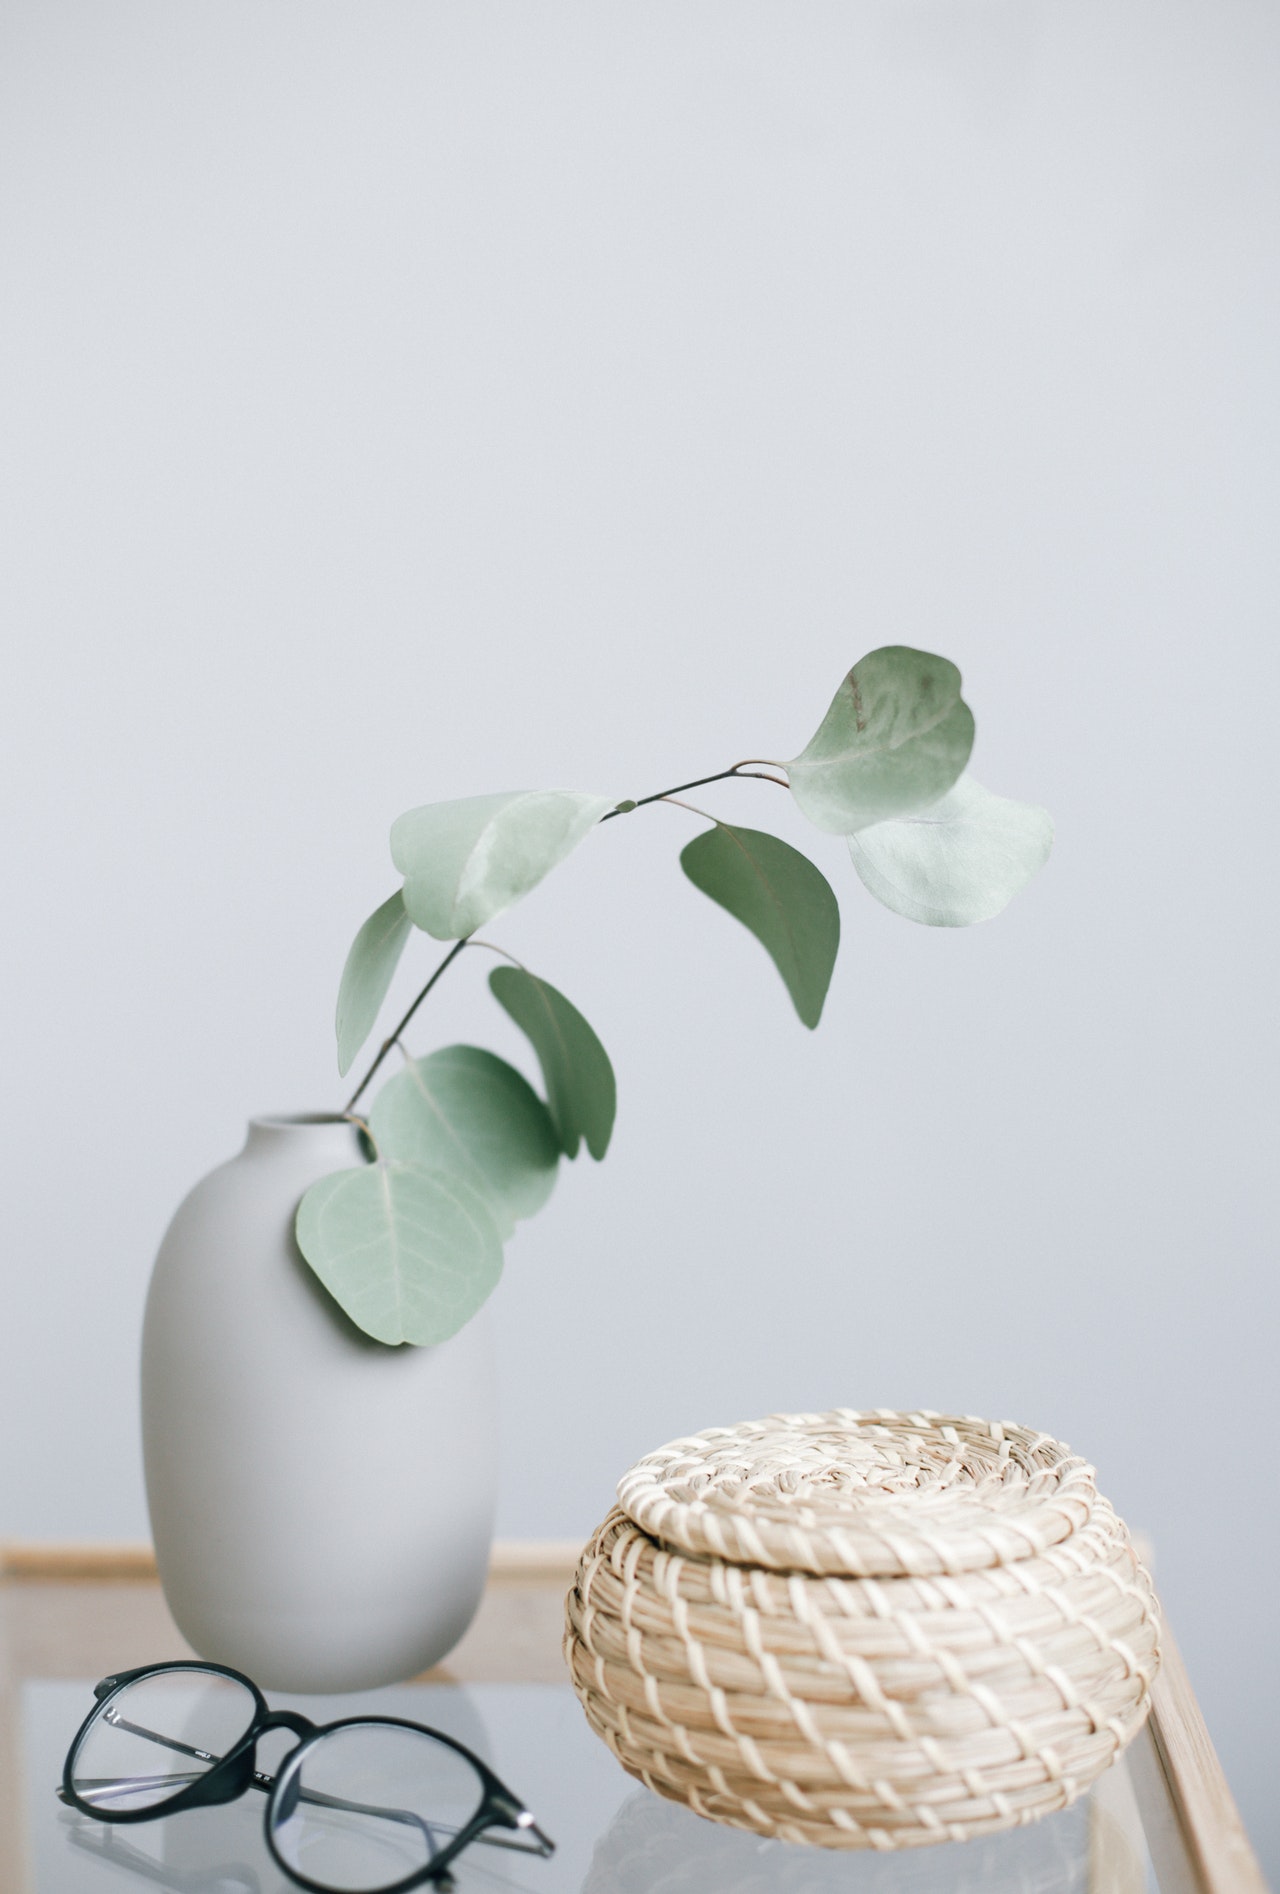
[334,889,413,1078]
[390,790,615,940]
[680,824,839,1029]
[489,967,615,1161]
[368,1045,559,1239]
[786,646,975,833]
[848,775,1054,926]
[295,1160,502,1347]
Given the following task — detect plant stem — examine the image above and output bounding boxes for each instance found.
[655,794,718,823]
[467,939,528,969]
[343,938,469,1112]
[342,1111,378,1159]
[600,761,787,820]
[341,760,788,1110]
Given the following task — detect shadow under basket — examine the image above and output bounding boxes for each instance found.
[565,1410,1160,1851]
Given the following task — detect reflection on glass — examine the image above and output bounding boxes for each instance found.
[63,1813,264,1893]
[581,1787,1095,1894]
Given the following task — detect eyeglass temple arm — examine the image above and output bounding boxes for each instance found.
[512,1817,556,1858]
[60,1773,207,1805]
[73,1712,554,1858]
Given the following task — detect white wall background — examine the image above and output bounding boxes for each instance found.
[3,0,1278,1871]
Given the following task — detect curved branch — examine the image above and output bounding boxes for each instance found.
[343,938,469,1112]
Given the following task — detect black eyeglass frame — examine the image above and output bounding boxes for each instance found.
[60,1659,554,1894]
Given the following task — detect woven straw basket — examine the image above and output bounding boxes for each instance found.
[566,1410,1160,1851]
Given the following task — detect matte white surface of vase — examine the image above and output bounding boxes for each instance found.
[141,1115,498,1694]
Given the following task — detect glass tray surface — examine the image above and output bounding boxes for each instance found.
[23,1680,1161,1894]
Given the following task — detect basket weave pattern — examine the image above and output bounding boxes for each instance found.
[566,1411,1160,1850]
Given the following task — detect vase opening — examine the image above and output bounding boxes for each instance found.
[242,1114,367,1162]
[252,1112,351,1128]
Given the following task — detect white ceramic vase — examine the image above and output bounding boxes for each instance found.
[141,1114,498,1694]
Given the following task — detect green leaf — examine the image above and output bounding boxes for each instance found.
[334,889,413,1078]
[295,1160,503,1347]
[368,1045,559,1240]
[786,646,975,833]
[680,824,839,1029]
[390,790,615,940]
[848,775,1054,926]
[489,967,616,1161]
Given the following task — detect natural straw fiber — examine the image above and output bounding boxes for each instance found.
[566,1410,1159,1851]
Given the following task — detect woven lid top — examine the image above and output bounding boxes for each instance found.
[616,1410,1097,1577]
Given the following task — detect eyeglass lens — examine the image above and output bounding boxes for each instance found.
[70,1669,258,1814]
[269,1723,486,1894]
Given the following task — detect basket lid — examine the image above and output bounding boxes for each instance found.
[616,1410,1097,1577]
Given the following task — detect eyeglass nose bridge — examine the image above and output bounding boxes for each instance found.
[196,1705,317,1806]
[254,1709,317,1743]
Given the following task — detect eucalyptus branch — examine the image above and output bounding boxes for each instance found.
[343,761,788,1111]
[344,937,469,1112]
[308,650,1052,1353]
[600,761,788,820]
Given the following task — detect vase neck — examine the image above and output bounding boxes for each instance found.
[242,1114,365,1167]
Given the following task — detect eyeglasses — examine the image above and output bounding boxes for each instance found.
[60,1661,555,1893]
